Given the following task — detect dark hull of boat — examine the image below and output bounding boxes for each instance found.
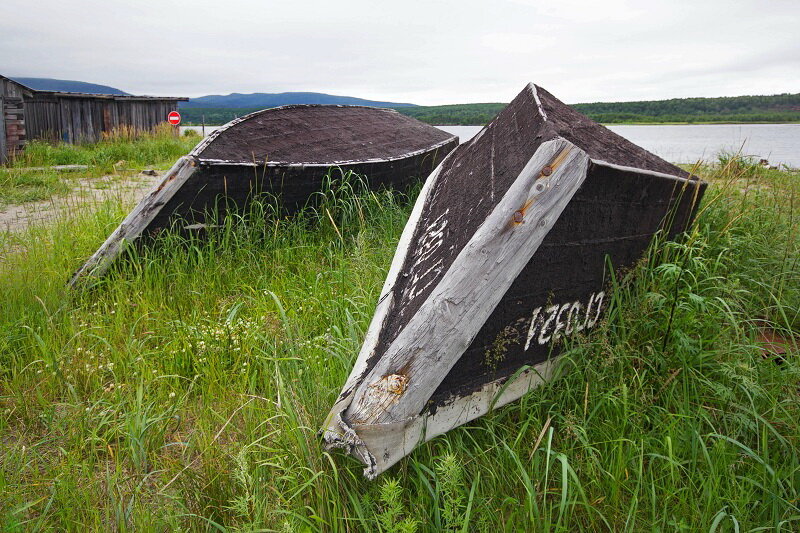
[147,139,458,234]
[324,83,707,479]
[69,105,458,286]
[431,159,704,404]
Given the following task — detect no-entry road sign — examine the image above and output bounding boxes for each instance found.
[168,111,181,125]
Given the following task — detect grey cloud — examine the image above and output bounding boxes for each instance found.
[1,0,797,103]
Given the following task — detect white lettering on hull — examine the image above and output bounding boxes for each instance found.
[524,291,605,350]
[401,209,450,305]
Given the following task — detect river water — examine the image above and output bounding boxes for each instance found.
[182,123,800,167]
[436,124,800,167]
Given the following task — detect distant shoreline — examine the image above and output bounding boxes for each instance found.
[178,93,800,127]
[602,121,800,126]
[183,120,800,127]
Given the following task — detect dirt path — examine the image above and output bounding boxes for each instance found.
[0,171,162,233]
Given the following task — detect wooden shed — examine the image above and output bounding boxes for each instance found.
[1,75,187,163]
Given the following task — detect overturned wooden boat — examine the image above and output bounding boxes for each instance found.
[324,83,707,478]
[69,105,458,286]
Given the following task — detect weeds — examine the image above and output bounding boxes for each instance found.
[0,154,798,530]
[377,478,419,533]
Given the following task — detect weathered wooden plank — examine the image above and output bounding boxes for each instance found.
[327,357,558,478]
[119,101,130,128]
[60,99,71,143]
[49,101,60,140]
[0,95,7,164]
[4,80,21,98]
[324,138,590,478]
[84,99,95,142]
[342,138,589,426]
[4,99,25,152]
[71,101,81,143]
[111,101,119,131]
[68,157,198,286]
[102,102,112,131]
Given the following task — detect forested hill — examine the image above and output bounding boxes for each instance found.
[10,77,130,95]
[179,92,800,125]
[397,93,800,125]
[178,104,503,126]
[395,104,506,126]
[181,92,414,109]
[572,93,800,124]
[178,92,415,125]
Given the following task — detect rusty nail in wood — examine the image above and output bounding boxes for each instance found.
[512,210,524,224]
[542,165,553,176]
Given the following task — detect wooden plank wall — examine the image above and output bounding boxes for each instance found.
[2,73,181,162]
[24,99,60,141]
[1,79,27,161]
[25,96,181,144]
[0,77,4,162]
[0,95,6,164]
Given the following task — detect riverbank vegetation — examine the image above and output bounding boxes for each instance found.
[1,154,798,530]
[180,92,800,126]
[0,126,199,207]
[573,92,800,124]
[402,92,800,125]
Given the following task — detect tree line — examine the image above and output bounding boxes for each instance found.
[179,93,800,126]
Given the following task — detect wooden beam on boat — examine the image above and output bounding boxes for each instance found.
[346,139,588,426]
[68,156,198,287]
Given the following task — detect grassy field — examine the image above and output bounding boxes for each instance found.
[0,149,798,530]
[0,126,200,207]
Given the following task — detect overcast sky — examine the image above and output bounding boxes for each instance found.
[1,0,797,105]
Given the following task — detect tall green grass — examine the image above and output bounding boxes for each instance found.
[0,161,798,531]
[0,126,199,207]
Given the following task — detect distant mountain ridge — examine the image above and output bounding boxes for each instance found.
[10,77,797,125]
[181,92,416,109]
[10,77,131,95]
